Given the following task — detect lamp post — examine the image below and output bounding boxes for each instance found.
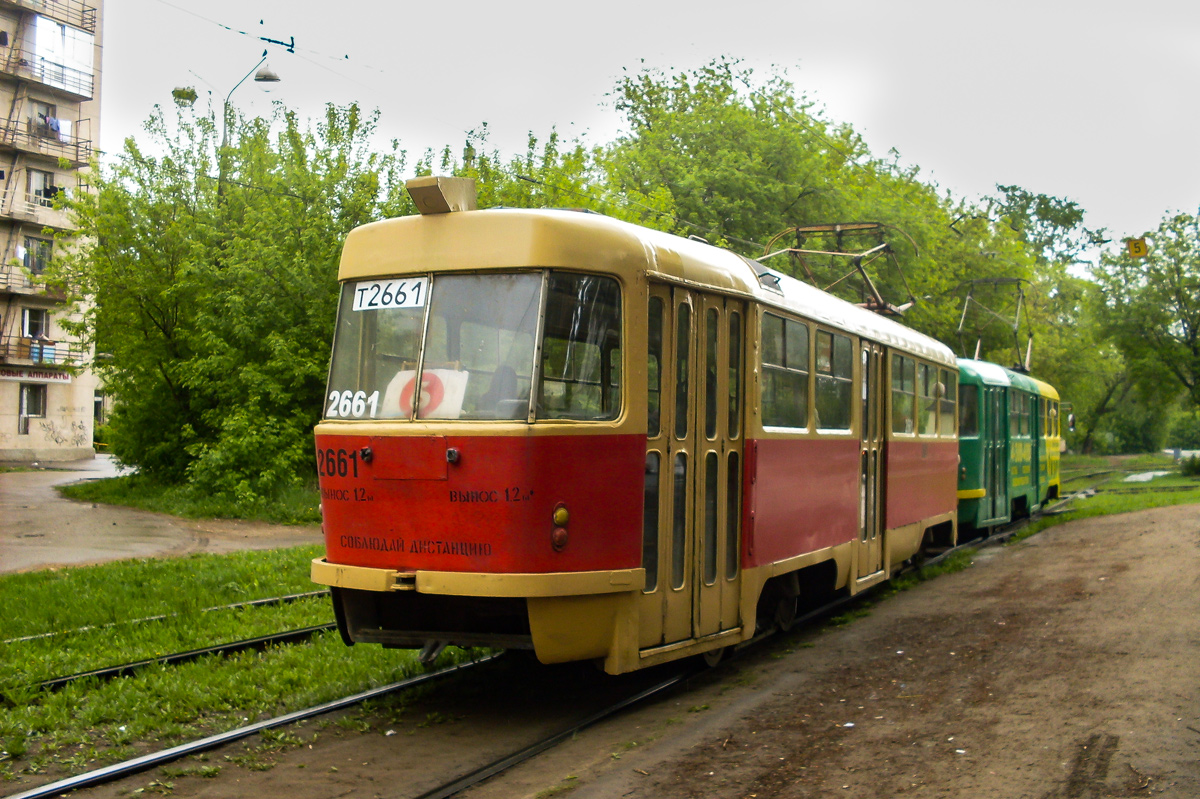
[218,50,280,193]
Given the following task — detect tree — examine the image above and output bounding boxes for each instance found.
[1093,212,1200,406]
[55,103,409,501]
[597,60,1051,348]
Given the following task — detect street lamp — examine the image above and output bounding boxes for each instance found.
[221,50,280,150]
[219,50,280,192]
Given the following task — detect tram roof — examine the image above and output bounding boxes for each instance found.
[957,359,1061,401]
[957,358,1013,387]
[340,208,956,366]
[1007,369,1061,401]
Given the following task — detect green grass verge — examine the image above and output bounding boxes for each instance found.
[0,545,482,783]
[0,546,324,641]
[1010,472,1200,545]
[57,475,321,525]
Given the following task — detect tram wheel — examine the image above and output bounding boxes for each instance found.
[774,595,799,632]
[701,646,726,668]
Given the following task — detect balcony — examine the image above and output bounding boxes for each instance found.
[0,182,72,229]
[0,117,91,165]
[0,49,93,99]
[0,255,68,297]
[0,0,96,33]
[0,334,85,365]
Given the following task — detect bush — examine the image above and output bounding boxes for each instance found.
[1181,455,1200,477]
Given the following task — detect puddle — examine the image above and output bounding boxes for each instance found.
[1122,471,1170,483]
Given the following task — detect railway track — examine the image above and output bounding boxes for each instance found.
[0,506,1122,799]
[28,623,336,694]
[3,590,329,645]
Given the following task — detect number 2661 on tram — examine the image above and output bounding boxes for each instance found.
[311,176,959,674]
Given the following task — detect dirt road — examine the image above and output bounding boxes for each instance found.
[47,503,1200,799]
[0,457,319,574]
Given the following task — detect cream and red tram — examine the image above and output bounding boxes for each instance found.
[311,177,958,675]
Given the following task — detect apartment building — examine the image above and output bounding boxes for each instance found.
[0,0,102,461]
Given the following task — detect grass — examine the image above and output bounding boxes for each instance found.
[57,475,321,525]
[0,545,487,784]
[1010,473,1200,545]
[0,546,324,642]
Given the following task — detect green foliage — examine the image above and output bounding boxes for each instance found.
[597,59,1050,350]
[1094,213,1200,405]
[1168,411,1200,449]
[50,62,1198,496]
[55,103,409,497]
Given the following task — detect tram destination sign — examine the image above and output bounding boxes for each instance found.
[0,366,72,384]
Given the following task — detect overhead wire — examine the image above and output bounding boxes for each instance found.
[135,1,1026,302]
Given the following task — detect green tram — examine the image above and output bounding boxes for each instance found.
[956,358,1061,534]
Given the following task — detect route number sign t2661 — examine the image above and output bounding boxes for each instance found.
[352,278,429,311]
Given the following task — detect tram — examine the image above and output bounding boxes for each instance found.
[956,358,1061,534]
[310,176,959,674]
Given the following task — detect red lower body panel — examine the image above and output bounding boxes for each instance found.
[885,439,957,528]
[316,432,645,574]
[743,437,860,568]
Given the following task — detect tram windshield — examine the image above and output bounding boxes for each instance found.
[324,271,622,422]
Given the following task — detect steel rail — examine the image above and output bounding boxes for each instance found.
[6,653,504,799]
[31,623,337,693]
[4,590,330,645]
[411,667,697,799]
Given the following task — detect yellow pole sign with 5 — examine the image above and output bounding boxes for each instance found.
[1126,238,1148,258]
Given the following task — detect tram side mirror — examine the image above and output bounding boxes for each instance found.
[1068,413,1076,433]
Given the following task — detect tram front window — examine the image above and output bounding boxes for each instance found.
[324,271,621,422]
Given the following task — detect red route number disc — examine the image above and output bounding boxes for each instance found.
[399,373,445,418]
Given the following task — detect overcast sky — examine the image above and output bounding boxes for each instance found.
[100,0,1200,242]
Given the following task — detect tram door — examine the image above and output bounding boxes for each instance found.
[1030,396,1042,508]
[640,285,744,650]
[857,343,884,580]
[984,387,1008,522]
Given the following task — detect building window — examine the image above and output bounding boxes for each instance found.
[23,237,52,274]
[31,99,58,139]
[34,15,95,96]
[28,168,57,206]
[22,307,49,338]
[21,308,54,363]
[19,383,47,434]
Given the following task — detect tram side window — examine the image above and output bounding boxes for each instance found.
[1009,393,1020,437]
[891,355,916,434]
[539,273,622,421]
[815,330,853,431]
[761,312,808,429]
[728,312,742,439]
[642,452,660,593]
[647,297,663,438]
[939,369,957,436]
[918,363,937,436]
[959,384,978,437]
